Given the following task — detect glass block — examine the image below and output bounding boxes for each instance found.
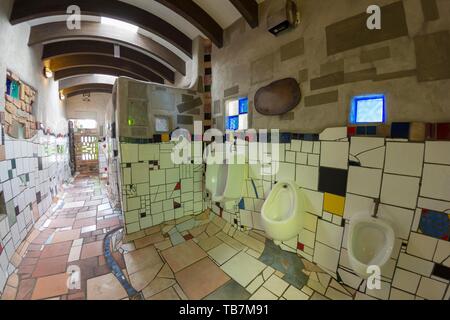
[239,114,248,130]
[239,98,248,114]
[227,116,239,131]
[227,99,239,116]
[350,95,385,124]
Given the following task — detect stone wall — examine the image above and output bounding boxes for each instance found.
[211,0,450,133]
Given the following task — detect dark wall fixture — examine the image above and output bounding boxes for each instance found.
[254,78,301,116]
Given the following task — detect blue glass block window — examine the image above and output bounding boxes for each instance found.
[350,94,386,124]
[226,97,248,131]
[6,78,20,99]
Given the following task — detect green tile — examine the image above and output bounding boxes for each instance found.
[151,201,163,214]
[131,163,149,184]
[150,170,166,186]
[166,168,180,184]
[139,144,160,161]
[181,178,194,193]
[121,144,139,163]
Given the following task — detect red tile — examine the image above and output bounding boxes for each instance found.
[347,126,357,137]
[97,217,120,229]
[73,217,97,229]
[437,123,450,140]
[80,241,104,260]
[40,241,72,259]
[32,255,69,278]
[16,278,36,300]
[297,242,305,251]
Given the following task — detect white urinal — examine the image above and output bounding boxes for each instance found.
[205,144,247,203]
[347,214,395,279]
[261,181,305,242]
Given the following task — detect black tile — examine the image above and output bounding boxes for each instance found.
[391,122,410,139]
[432,264,450,281]
[318,167,349,196]
[15,206,19,216]
[38,157,43,171]
[8,170,13,180]
[11,159,16,169]
[36,191,41,204]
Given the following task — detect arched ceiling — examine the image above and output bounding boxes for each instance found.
[9,0,261,92]
[61,83,114,98]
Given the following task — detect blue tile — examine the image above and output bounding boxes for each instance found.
[391,122,410,139]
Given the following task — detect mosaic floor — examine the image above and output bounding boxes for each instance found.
[0,176,362,300]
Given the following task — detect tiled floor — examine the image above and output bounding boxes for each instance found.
[1,175,356,300]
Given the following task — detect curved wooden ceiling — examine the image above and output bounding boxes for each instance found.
[54,66,154,82]
[61,83,114,98]
[43,40,175,83]
[47,54,164,83]
[29,21,186,75]
[10,0,193,56]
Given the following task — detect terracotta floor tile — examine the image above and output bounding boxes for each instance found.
[75,210,97,220]
[129,260,164,291]
[49,218,75,228]
[31,273,69,300]
[124,246,162,275]
[73,217,97,229]
[176,257,230,300]
[97,217,121,229]
[148,287,180,300]
[134,233,166,249]
[17,264,36,275]
[40,241,73,259]
[80,241,104,260]
[52,229,81,244]
[1,285,17,300]
[21,257,39,266]
[142,278,176,299]
[16,278,36,300]
[32,255,69,278]
[161,240,207,273]
[86,273,127,300]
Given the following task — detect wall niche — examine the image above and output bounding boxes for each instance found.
[4,70,38,139]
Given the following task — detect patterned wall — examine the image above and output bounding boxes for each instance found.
[0,124,71,292]
[208,127,450,300]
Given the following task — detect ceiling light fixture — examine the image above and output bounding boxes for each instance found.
[101,17,139,33]
[59,91,65,100]
[44,67,53,78]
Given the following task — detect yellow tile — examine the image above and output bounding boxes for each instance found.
[323,193,345,216]
[161,133,170,142]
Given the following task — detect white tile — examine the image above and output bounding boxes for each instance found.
[322,211,332,222]
[295,165,318,190]
[283,286,309,300]
[389,287,415,300]
[337,268,363,289]
[416,277,447,300]
[421,164,450,202]
[290,140,301,152]
[276,162,295,182]
[320,142,349,170]
[347,166,382,198]
[301,141,313,153]
[425,141,450,165]
[313,241,340,272]
[249,287,278,300]
[208,243,238,265]
[298,229,315,248]
[313,142,321,154]
[319,127,347,141]
[380,174,420,209]
[316,220,344,250]
[434,240,450,264]
[397,253,434,276]
[221,251,266,287]
[385,143,424,177]
[406,232,438,261]
[392,268,420,294]
[285,151,296,163]
[325,287,352,300]
[302,189,323,216]
[417,197,450,213]
[263,275,289,296]
[343,193,374,220]
[295,152,308,165]
[307,154,319,166]
[378,204,414,240]
[366,281,391,300]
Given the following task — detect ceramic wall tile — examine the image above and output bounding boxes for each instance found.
[121,144,139,163]
[343,193,374,220]
[380,174,420,209]
[295,165,319,190]
[347,166,382,198]
[319,127,348,141]
[385,142,424,177]
[318,167,348,197]
[320,142,349,170]
[302,189,323,217]
[313,241,340,272]
[323,193,345,216]
[378,204,414,239]
[392,268,421,294]
[425,141,450,165]
[276,162,295,182]
[407,232,438,261]
[416,277,447,300]
[316,219,344,250]
[420,164,450,202]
